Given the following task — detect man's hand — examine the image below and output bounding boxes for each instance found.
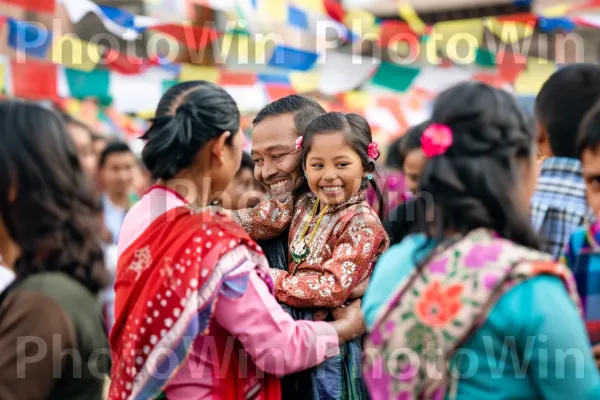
[330,299,365,343]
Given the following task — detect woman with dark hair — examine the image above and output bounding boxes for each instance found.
[362,83,600,399]
[0,100,110,399]
[109,81,364,400]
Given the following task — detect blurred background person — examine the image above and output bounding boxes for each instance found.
[61,112,98,185]
[98,141,138,246]
[0,100,109,399]
[221,152,267,210]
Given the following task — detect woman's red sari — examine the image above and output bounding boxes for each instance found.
[108,192,280,400]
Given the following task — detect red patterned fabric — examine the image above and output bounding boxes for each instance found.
[109,206,280,400]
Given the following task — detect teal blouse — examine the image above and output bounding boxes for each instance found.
[363,234,600,399]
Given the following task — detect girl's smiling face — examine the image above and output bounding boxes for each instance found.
[304,132,366,207]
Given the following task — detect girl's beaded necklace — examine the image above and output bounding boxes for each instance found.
[290,199,329,269]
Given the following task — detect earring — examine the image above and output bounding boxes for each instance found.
[366,173,373,181]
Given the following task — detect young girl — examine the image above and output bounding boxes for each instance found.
[234,112,388,307]
[233,112,389,399]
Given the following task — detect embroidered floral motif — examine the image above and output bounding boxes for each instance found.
[428,256,448,273]
[415,281,463,328]
[463,243,502,268]
[363,228,581,400]
[128,245,152,279]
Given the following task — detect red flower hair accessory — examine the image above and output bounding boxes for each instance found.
[421,124,453,157]
[367,142,380,160]
[295,136,303,150]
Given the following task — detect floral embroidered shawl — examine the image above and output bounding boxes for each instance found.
[108,190,280,400]
[363,228,581,399]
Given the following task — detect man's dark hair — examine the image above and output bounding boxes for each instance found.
[535,63,600,158]
[99,141,133,168]
[252,95,326,135]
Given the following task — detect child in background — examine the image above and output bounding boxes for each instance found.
[562,102,600,346]
[233,112,389,399]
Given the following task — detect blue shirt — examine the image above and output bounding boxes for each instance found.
[364,234,600,399]
[562,225,600,344]
[530,157,587,260]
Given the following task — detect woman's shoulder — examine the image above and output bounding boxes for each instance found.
[15,271,96,299]
[12,272,106,329]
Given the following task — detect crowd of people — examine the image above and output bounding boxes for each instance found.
[2,63,600,400]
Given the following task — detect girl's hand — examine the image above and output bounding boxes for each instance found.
[330,299,365,343]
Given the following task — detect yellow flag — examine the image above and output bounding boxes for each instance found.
[179,64,219,83]
[344,9,380,39]
[65,98,82,116]
[299,0,325,14]
[52,36,101,72]
[429,19,483,64]
[541,4,571,18]
[261,0,287,22]
[485,19,534,44]
[137,110,156,120]
[290,71,319,93]
[397,1,426,35]
[344,91,371,111]
[514,58,556,95]
[0,64,5,94]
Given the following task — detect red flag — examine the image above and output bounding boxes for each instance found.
[151,23,220,51]
[324,0,345,23]
[380,21,419,49]
[497,51,526,83]
[0,0,55,14]
[11,60,58,100]
[103,49,148,75]
[265,85,296,101]
[218,70,257,86]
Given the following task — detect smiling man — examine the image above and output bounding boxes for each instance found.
[249,95,326,400]
[250,95,326,268]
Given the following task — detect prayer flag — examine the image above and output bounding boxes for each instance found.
[485,18,534,44]
[8,19,53,59]
[297,0,325,14]
[265,85,296,101]
[371,63,419,93]
[289,70,319,93]
[397,1,426,35]
[430,19,483,64]
[261,0,287,22]
[514,58,556,95]
[0,0,55,14]
[218,70,257,86]
[51,36,101,72]
[343,91,371,111]
[65,68,111,102]
[11,60,58,100]
[258,73,290,85]
[179,64,219,83]
[151,23,220,51]
[268,46,318,71]
[288,6,309,30]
